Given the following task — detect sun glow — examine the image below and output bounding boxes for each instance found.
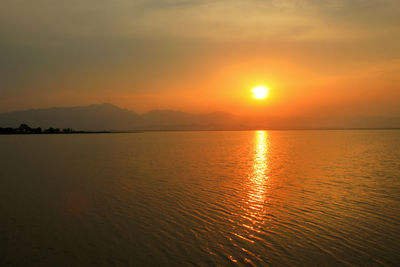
[251,86,269,99]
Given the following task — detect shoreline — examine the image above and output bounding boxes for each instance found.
[0,131,143,135]
[1,128,399,135]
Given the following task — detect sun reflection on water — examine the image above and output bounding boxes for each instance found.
[246,130,270,224]
[253,131,268,184]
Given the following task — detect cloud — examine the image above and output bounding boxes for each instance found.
[1,0,399,43]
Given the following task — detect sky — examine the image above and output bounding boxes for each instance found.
[1,0,400,118]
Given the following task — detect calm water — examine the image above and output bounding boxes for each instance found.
[1,130,400,266]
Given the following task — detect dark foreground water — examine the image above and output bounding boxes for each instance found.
[1,130,400,266]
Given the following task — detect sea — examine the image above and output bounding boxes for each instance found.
[1,130,400,266]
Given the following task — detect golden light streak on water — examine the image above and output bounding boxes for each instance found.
[246,130,270,224]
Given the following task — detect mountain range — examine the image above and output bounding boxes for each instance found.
[0,103,244,131]
[0,103,399,131]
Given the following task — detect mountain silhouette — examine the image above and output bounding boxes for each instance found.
[0,103,241,131]
[0,103,399,131]
[0,103,139,131]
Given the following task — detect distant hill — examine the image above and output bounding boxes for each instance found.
[0,103,399,131]
[0,103,242,131]
[0,103,138,131]
[139,110,243,130]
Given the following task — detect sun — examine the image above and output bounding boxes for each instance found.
[251,86,269,99]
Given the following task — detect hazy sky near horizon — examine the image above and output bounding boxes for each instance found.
[1,0,399,117]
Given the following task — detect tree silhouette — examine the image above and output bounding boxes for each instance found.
[18,124,31,133]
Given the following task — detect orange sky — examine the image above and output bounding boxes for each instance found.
[1,0,399,118]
